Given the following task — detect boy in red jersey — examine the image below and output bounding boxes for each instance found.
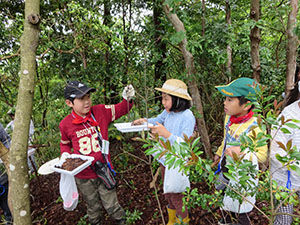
[59,81,134,225]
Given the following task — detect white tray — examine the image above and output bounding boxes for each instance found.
[51,154,94,176]
[38,157,60,175]
[114,122,153,133]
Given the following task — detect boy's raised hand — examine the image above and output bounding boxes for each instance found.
[149,122,171,139]
[122,84,135,101]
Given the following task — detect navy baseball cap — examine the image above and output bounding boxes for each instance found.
[64,81,96,100]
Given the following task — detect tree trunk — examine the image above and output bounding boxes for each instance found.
[225,1,232,74]
[104,0,112,104]
[285,0,299,97]
[153,1,167,103]
[250,0,261,81]
[10,0,40,224]
[162,3,212,159]
[202,0,205,36]
[122,0,129,79]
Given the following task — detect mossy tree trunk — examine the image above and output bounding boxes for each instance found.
[162,3,212,159]
[9,0,40,224]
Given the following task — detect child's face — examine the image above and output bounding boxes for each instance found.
[66,94,92,117]
[162,93,172,112]
[223,96,249,117]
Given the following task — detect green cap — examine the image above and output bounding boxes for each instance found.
[215,77,259,101]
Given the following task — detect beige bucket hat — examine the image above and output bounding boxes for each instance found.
[155,79,192,101]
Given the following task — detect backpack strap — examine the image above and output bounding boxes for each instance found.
[215,117,231,175]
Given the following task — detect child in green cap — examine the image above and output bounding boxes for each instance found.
[214,77,267,225]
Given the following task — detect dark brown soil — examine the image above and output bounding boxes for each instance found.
[56,158,87,171]
[30,139,269,225]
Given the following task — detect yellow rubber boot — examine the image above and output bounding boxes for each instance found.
[175,215,190,224]
[167,207,176,225]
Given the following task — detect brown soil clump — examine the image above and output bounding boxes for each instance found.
[56,158,87,171]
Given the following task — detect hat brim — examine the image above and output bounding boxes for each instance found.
[76,88,96,98]
[215,86,237,97]
[155,87,192,101]
[215,86,257,101]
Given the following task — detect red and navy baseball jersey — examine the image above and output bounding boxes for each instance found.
[59,99,133,179]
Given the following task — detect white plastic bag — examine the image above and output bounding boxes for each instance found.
[164,165,190,193]
[222,153,258,213]
[59,173,79,211]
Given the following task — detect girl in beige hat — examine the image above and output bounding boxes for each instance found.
[133,79,195,224]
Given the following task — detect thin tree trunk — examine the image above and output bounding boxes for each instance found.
[202,0,205,36]
[153,1,167,103]
[285,0,299,97]
[162,3,212,159]
[225,1,232,74]
[122,0,129,79]
[250,0,261,81]
[10,0,40,224]
[104,0,112,104]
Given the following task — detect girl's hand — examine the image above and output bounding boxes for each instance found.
[131,118,147,125]
[149,122,171,139]
[225,146,242,158]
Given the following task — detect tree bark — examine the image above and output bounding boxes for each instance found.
[122,0,129,79]
[153,1,167,103]
[250,0,261,81]
[285,0,299,97]
[162,3,212,159]
[225,1,232,74]
[202,0,205,36]
[104,0,112,104]
[10,0,40,224]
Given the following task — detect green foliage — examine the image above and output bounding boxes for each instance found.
[1,0,300,223]
[138,83,300,223]
[125,209,143,224]
[76,215,89,225]
[183,187,223,211]
[223,156,258,204]
[55,196,63,204]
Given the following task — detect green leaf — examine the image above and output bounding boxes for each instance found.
[266,117,277,125]
[290,165,300,177]
[285,123,300,129]
[174,159,182,169]
[167,157,176,169]
[223,172,236,182]
[280,191,288,199]
[281,128,291,134]
[191,137,201,149]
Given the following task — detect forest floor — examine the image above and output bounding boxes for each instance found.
[29,138,270,225]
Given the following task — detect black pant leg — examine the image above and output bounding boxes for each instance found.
[0,183,12,218]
